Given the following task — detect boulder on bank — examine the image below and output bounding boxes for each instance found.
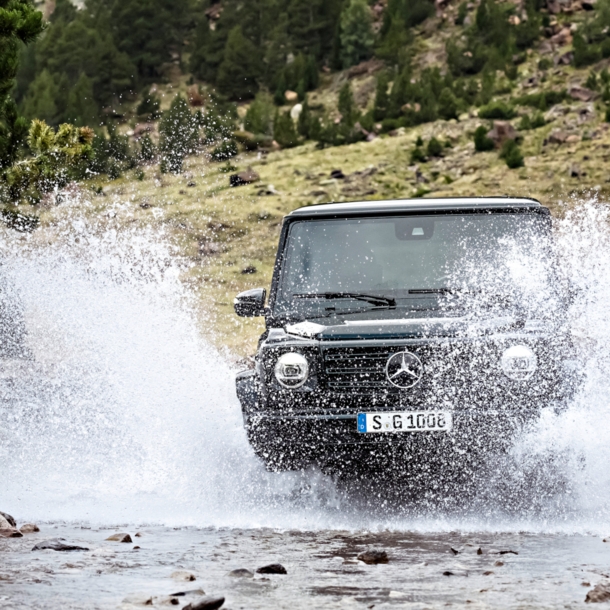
[32,538,89,551]
[183,596,225,610]
[586,582,610,603]
[0,512,16,528]
[487,121,517,148]
[229,167,260,187]
[256,563,287,574]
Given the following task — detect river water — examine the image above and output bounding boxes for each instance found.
[1,198,610,607]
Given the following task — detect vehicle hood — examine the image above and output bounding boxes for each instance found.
[284,314,547,341]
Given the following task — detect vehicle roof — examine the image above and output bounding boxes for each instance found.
[287,197,548,219]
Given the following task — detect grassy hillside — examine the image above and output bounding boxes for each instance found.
[20,0,610,358]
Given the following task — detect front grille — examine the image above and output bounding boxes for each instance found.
[322,346,409,391]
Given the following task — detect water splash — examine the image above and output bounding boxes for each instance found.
[1,196,610,533]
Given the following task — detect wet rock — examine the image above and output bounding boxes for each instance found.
[19,524,40,534]
[0,512,16,528]
[357,550,389,565]
[121,593,153,606]
[256,563,287,574]
[586,582,610,603]
[228,568,254,578]
[0,515,12,530]
[450,547,460,555]
[569,86,596,102]
[229,167,260,187]
[477,548,483,555]
[498,550,519,555]
[0,528,23,538]
[106,533,132,543]
[135,532,142,537]
[494,560,505,567]
[32,538,89,551]
[171,570,197,581]
[330,169,345,179]
[483,570,494,576]
[170,588,206,597]
[183,596,225,610]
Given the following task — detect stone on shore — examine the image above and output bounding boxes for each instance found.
[32,538,89,551]
[183,596,225,610]
[0,528,23,538]
[586,582,610,603]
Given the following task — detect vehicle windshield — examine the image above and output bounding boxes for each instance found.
[274,213,558,318]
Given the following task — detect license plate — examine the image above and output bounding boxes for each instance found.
[357,411,452,434]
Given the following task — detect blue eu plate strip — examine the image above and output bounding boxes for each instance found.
[357,413,367,433]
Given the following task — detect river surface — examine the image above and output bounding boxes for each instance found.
[3,201,610,607]
[2,524,610,609]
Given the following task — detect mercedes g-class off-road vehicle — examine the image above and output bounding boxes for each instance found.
[234,198,577,473]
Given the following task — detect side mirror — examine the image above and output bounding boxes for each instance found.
[234,288,267,317]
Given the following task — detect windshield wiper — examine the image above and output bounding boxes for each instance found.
[293,292,396,307]
[409,288,457,295]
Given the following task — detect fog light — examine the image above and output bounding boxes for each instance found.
[501,345,537,381]
[274,352,309,388]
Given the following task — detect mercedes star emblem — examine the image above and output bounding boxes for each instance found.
[385,351,424,388]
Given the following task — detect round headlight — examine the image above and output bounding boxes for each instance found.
[274,352,309,388]
[501,345,537,381]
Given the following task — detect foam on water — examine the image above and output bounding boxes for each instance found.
[1,197,610,533]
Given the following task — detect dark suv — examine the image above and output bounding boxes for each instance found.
[234,198,577,472]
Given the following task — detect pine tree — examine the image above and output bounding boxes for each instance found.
[338,82,357,127]
[373,73,390,121]
[217,26,262,100]
[22,70,60,126]
[244,91,274,135]
[0,99,28,170]
[65,73,99,127]
[340,0,375,69]
[273,110,298,148]
[159,94,200,173]
[297,99,311,138]
[438,88,459,121]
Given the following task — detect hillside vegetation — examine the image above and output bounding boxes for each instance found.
[4,0,610,356]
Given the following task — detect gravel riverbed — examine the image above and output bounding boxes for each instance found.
[2,524,610,609]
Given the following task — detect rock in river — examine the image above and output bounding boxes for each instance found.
[0,512,16,527]
[256,563,287,574]
[20,523,40,534]
[586,582,610,603]
[0,528,22,538]
[357,550,389,565]
[106,533,132,543]
[32,538,89,551]
[171,570,197,581]
[228,568,254,578]
[183,596,225,610]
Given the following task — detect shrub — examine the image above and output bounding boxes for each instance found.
[605,106,610,123]
[139,134,156,162]
[438,88,459,121]
[210,139,238,161]
[473,125,494,152]
[455,2,468,25]
[586,70,599,91]
[573,32,602,68]
[514,90,566,108]
[244,91,274,135]
[538,58,552,71]
[410,146,426,163]
[136,94,161,119]
[426,137,443,157]
[478,101,515,120]
[159,95,200,173]
[500,139,524,169]
[273,111,298,148]
[531,113,546,129]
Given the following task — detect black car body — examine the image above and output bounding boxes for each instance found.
[234,198,578,472]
